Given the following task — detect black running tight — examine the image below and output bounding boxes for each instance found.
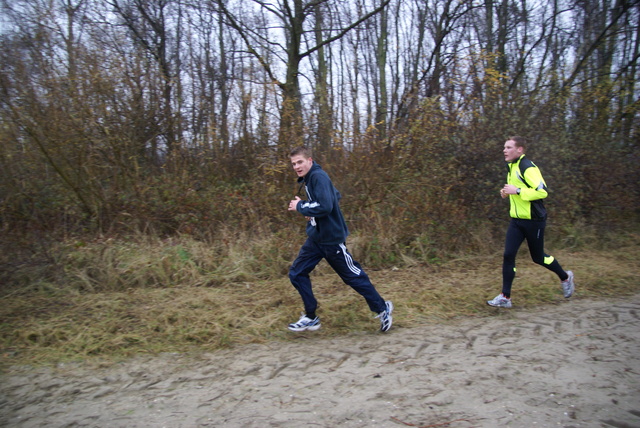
[502,218,568,297]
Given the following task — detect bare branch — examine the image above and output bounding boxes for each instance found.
[215,0,282,86]
[300,0,391,59]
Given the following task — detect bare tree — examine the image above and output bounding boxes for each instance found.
[214,0,390,149]
[313,3,332,153]
[395,0,477,126]
[375,0,389,141]
[109,0,182,163]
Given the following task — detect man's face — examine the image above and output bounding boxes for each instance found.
[503,140,523,162]
[291,154,313,177]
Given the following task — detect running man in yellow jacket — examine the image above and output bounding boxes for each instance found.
[487,136,575,308]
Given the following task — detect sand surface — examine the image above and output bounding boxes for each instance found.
[1,295,639,427]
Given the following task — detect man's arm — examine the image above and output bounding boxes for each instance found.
[502,167,548,200]
[295,174,335,218]
[518,167,548,201]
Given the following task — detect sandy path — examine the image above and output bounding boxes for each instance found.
[1,295,639,428]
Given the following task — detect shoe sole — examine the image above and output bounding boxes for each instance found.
[487,301,512,308]
[288,324,321,332]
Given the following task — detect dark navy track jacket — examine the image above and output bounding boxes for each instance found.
[296,162,349,245]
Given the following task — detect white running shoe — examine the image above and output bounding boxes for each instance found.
[562,270,575,298]
[487,293,512,308]
[288,314,321,332]
[376,301,394,332]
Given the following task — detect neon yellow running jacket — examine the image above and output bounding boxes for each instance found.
[507,155,548,221]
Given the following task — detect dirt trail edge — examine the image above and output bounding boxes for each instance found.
[1,295,639,428]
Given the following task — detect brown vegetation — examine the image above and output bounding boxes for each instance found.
[1,227,639,369]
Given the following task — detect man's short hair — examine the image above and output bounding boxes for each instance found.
[509,136,527,150]
[289,146,312,159]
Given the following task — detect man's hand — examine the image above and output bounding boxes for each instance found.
[288,196,301,211]
[502,184,519,197]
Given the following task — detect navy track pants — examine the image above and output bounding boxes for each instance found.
[289,238,387,315]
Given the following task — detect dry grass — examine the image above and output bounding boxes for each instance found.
[1,231,639,370]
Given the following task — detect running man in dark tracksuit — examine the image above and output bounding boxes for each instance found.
[287,146,393,331]
[487,136,575,308]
